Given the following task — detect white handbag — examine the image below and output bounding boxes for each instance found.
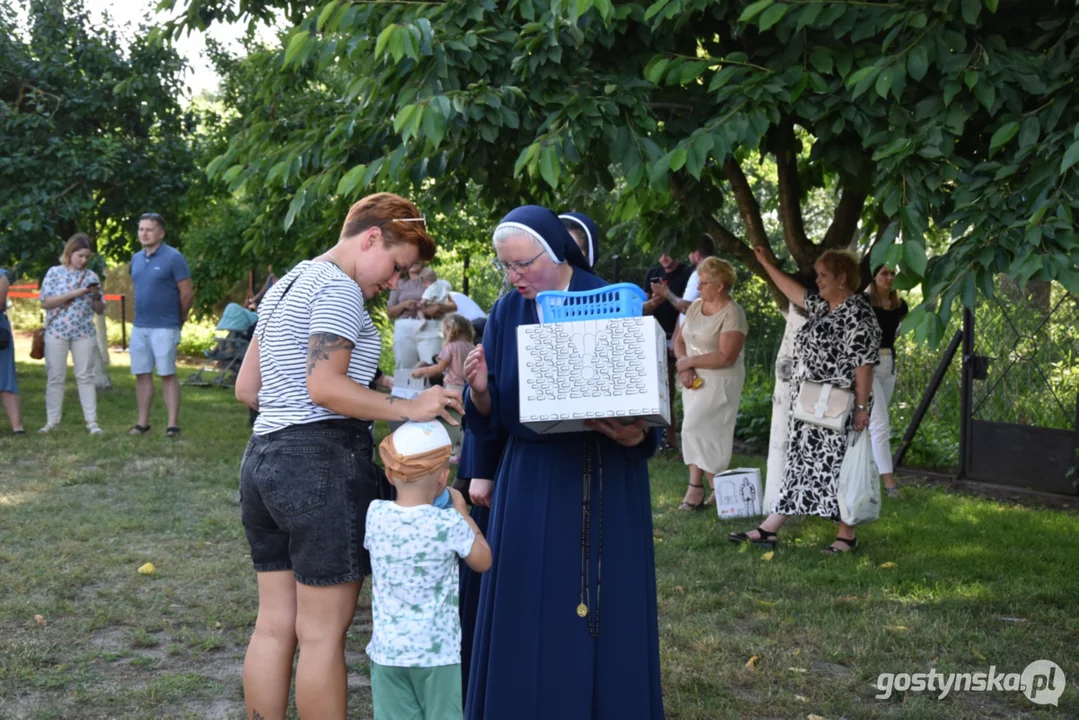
[793,380,854,432]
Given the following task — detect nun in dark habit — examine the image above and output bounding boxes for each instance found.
[455,208,604,699]
[559,210,601,271]
[461,206,665,719]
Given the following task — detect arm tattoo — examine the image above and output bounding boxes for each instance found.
[306,332,355,376]
[386,395,412,422]
[253,712,265,720]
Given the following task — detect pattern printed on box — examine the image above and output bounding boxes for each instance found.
[522,320,649,402]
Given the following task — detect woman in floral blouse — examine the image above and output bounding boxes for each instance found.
[38,233,106,434]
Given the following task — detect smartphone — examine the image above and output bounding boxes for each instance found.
[86,282,100,289]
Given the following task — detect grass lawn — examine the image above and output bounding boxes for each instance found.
[0,339,1076,719]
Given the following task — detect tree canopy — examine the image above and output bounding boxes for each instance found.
[162,0,1079,344]
[0,0,200,275]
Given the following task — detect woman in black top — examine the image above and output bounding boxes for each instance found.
[867,265,908,498]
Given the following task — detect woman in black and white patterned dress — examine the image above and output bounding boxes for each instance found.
[731,247,881,554]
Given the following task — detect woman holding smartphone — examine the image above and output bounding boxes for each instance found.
[38,233,106,434]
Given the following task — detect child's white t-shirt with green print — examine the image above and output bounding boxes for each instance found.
[364,500,476,667]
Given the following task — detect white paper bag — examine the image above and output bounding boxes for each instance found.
[712,468,763,519]
[391,371,427,400]
[837,431,880,526]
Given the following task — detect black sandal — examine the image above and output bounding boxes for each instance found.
[128,424,151,436]
[822,536,858,554]
[13,429,25,435]
[729,526,778,549]
[677,483,707,511]
[166,426,181,438]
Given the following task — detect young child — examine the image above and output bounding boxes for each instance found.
[418,267,453,315]
[411,313,475,397]
[366,421,492,720]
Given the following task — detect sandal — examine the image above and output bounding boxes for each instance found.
[729,526,778,549]
[166,426,181,438]
[128,424,151,436]
[885,487,901,499]
[822,536,858,554]
[677,483,707,511]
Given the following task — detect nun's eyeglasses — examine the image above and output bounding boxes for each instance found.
[493,250,545,276]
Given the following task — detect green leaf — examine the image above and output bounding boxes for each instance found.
[796,2,822,30]
[961,0,981,24]
[335,164,366,196]
[576,0,594,16]
[758,3,788,31]
[374,24,395,59]
[514,143,540,177]
[284,187,306,231]
[593,0,613,19]
[284,31,309,68]
[984,0,999,11]
[644,57,669,85]
[875,67,893,98]
[317,1,338,31]
[389,27,406,63]
[1018,116,1040,149]
[989,121,1018,154]
[809,49,832,74]
[540,144,560,189]
[870,222,898,269]
[907,45,928,81]
[739,0,773,23]
[422,104,446,148]
[708,66,738,92]
[644,0,671,22]
[902,240,928,277]
[679,61,709,85]
[205,155,227,179]
[973,81,995,111]
[1056,268,1079,295]
[669,147,688,171]
[872,136,910,161]
[1060,140,1079,174]
[393,104,416,134]
[845,65,876,89]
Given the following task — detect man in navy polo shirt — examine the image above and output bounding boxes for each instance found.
[128,213,193,438]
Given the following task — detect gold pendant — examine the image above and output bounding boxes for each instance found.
[576,603,588,618]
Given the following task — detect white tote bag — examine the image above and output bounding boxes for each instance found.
[837,431,880,526]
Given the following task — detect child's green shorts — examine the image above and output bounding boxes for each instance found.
[370,662,462,720]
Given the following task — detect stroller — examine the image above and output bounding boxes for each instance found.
[184,303,257,389]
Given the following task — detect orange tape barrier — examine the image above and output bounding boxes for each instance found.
[8,291,123,301]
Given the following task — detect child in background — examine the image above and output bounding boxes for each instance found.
[411,314,475,397]
[418,267,453,315]
[366,421,492,720]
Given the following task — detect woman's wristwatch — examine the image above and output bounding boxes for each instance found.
[855,403,868,412]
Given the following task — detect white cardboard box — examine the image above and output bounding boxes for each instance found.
[712,468,763,519]
[517,316,671,434]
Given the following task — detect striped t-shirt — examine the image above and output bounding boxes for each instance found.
[253,261,382,435]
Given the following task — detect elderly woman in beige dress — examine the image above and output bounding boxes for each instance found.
[672,257,748,510]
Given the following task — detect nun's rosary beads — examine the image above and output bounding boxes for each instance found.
[577,441,603,638]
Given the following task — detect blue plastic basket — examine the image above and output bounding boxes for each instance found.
[535,282,647,323]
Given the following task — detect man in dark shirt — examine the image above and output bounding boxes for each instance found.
[643,252,695,339]
[642,251,695,452]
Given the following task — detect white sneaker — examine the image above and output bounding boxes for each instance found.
[87,423,103,435]
[38,424,57,434]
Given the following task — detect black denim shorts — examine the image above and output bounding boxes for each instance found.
[239,419,391,586]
